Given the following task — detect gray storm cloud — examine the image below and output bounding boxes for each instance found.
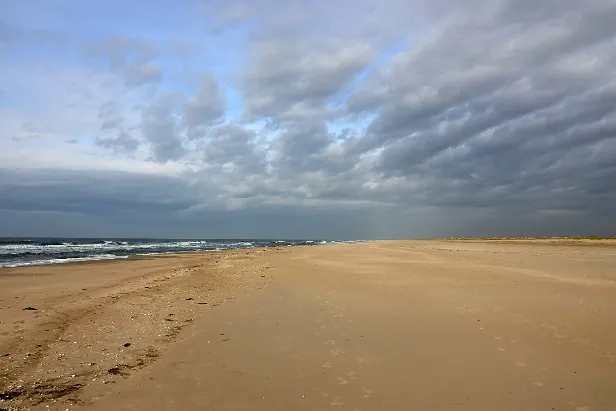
[1,0,615,238]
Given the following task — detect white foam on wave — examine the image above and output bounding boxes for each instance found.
[136,248,222,257]
[1,254,128,268]
[0,239,351,267]
[0,240,216,256]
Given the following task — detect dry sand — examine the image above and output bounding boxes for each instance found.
[1,240,615,410]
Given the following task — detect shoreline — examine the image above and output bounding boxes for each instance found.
[0,239,351,269]
[2,237,615,269]
[0,244,320,270]
[2,240,616,410]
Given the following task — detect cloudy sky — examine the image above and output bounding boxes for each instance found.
[1,0,615,239]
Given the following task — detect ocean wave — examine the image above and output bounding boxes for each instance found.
[0,238,356,268]
[1,254,128,268]
[0,239,33,245]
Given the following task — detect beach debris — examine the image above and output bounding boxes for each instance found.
[0,353,9,357]
[185,297,194,300]
[23,306,38,310]
[197,302,208,305]
[0,390,23,401]
[107,367,126,376]
[123,343,131,347]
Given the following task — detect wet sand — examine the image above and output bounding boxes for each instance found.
[1,240,615,410]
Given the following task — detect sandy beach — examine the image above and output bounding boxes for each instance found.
[1,240,616,410]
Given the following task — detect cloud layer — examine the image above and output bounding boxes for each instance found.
[1,0,615,238]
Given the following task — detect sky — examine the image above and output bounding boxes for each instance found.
[1,0,616,239]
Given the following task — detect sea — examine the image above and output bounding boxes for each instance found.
[0,237,352,268]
